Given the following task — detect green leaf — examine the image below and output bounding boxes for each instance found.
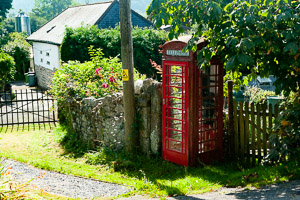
[283,42,299,55]
[155,16,162,28]
[226,55,237,71]
[264,0,273,6]
[237,54,254,67]
[261,9,269,17]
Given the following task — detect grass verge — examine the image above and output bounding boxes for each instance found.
[0,124,299,198]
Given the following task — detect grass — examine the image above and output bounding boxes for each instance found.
[0,124,299,199]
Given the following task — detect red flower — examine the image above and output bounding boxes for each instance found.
[95,67,102,75]
[102,83,109,88]
[109,77,115,83]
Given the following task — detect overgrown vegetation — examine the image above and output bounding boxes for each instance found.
[0,51,15,92]
[265,91,300,164]
[50,47,145,103]
[0,125,299,198]
[60,25,167,79]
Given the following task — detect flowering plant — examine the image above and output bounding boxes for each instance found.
[51,46,145,102]
[89,46,122,94]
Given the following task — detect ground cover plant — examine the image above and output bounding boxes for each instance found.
[0,125,299,198]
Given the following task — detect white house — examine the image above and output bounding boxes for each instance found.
[27,0,152,89]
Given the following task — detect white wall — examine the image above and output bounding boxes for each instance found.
[32,42,60,70]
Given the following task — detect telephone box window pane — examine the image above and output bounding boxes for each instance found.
[164,64,187,154]
[168,140,185,153]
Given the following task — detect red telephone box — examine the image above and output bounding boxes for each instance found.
[162,36,223,166]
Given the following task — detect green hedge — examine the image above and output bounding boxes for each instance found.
[60,25,167,79]
[0,51,15,91]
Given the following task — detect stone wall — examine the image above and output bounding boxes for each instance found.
[34,64,54,89]
[60,79,163,154]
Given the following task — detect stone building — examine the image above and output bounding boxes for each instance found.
[26,0,152,89]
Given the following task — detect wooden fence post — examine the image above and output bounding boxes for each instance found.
[262,103,267,157]
[233,101,239,157]
[250,103,256,165]
[257,103,262,164]
[244,103,250,163]
[239,101,245,160]
[227,81,234,158]
[268,104,273,148]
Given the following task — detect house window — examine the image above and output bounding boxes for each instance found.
[41,58,43,63]
[46,52,50,56]
[40,51,42,54]
[47,61,50,65]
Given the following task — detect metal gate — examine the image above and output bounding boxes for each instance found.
[162,61,189,166]
[0,89,57,127]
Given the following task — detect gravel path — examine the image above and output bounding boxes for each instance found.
[4,159,130,199]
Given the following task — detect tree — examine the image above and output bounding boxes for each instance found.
[2,32,31,80]
[0,17,15,46]
[29,11,48,32]
[31,0,79,22]
[0,0,12,22]
[1,17,15,33]
[147,0,299,96]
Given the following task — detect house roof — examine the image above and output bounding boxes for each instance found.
[27,1,114,45]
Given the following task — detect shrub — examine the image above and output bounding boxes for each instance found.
[51,47,145,103]
[0,51,15,92]
[2,32,31,80]
[60,25,167,79]
[264,91,300,164]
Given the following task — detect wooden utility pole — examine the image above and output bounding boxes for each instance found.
[119,0,136,153]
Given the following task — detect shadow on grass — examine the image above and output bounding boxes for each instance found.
[53,124,90,158]
[54,124,300,196]
[0,123,56,133]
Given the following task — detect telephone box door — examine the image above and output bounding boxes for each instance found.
[162,61,189,166]
[198,64,223,163]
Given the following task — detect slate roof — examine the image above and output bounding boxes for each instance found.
[27,0,152,45]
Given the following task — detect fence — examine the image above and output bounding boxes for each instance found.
[232,101,279,165]
[0,89,57,127]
